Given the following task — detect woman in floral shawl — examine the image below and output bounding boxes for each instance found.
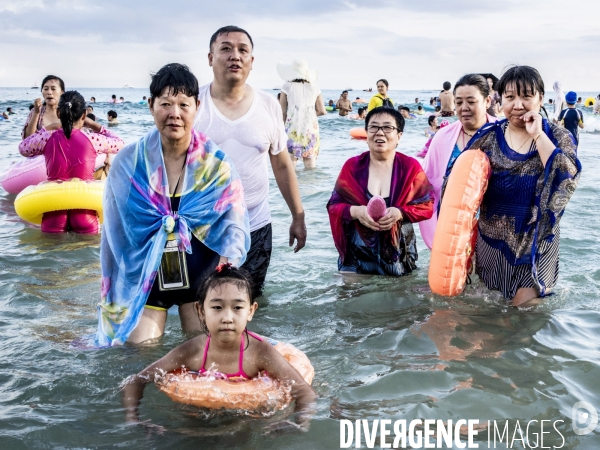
[327,107,433,276]
[97,64,250,346]
[463,66,581,307]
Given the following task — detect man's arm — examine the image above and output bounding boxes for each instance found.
[269,151,306,252]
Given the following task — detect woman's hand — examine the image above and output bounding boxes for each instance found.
[378,207,402,230]
[350,205,380,231]
[522,110,543,137]
[33,98,43,114]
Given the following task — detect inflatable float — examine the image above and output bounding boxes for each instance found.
[367,196,387,221]
[584,97,596,107]
[353,99,368,104]
[14,179,105,225]
[349,127,367,139]
[428,150,491,296]
[0,154,107,195]
[158,340,314,414]
[325,106,336,112]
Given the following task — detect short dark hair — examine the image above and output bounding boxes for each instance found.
[365,106,405,133]
[87,113,96,121]
[149,63,199,100]
[428,115,437,126]
[454,73,490,99]
[209,25,254,51]
[417,105,423,110]
[107,110,117,119]
[7,107,12,112]
[41,75,65,93]
[29,104,34,110]
[342,90,348,94]
[357,107,365,114]
[196,264,255,309]
[87,104,93,111]
[443,81,451,90]
[435,105,441,111]
[58,91,86,139]
[90,96,96,101]
[376,79,389,88]
[400,106,410,112]
[112,94,116,99]
[496,65,544,97]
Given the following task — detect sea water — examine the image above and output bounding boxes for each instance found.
[0,88,599,449]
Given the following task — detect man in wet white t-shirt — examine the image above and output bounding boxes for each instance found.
[194,25,306,297]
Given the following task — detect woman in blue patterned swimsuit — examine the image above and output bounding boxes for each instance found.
[464,66,581,307]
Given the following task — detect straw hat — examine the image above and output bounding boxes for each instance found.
[277,59,318,83]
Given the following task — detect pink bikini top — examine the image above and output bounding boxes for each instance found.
[199,329,263,380]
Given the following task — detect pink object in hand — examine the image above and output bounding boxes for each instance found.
[367,196,387,221]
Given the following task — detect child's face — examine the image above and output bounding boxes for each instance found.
[199,283,257,342]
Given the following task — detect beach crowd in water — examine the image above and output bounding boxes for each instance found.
[2,24,586,431]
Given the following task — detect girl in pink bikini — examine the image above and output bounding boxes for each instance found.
[122,265,317,429]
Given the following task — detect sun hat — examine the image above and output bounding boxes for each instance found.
[277,59,318,83]
[565,91,577,105]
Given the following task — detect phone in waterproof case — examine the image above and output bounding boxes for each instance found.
[158,236,190,291]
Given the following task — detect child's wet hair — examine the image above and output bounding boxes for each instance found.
[196,264,255,309]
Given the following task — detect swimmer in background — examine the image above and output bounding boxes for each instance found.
[414,97,420,104]
[440,81,455,116]
[327,99,337,111]
[7,107,15,115]
[138,96,148,105]
[0,111,8,120]
[86,105,93,116]
[424,115,438,138]
[576,97,582,105]
[121,265,317,432]
[594,94,600,114]
[89,96,96,103]
[110,94,117,103]
[119,96,125,103]
[415,105,425,115]
[86,113,96,122]
[348,107,366,120]
[336,90,353,116]
[107,110,118,125]
[399,106,416,119]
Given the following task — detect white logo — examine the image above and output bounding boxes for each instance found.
[572,401,598,436]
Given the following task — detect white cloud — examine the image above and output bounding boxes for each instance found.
[0,0,598,91]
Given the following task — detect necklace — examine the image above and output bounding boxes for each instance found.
[506,125,532,153]
[461,128,474,148]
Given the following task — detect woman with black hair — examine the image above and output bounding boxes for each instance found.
[327,107,433,276]
[464,65,581,306]
[18,90,124,233]
[22,75,65,139]
[97,63,250,346]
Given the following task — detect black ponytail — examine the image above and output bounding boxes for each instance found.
[58,91,86,139]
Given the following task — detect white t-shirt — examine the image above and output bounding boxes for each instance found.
[194,84,287,232]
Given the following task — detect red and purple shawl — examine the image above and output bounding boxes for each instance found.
[327,151,434,262]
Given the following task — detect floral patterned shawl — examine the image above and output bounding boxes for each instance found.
[96,128,250,346]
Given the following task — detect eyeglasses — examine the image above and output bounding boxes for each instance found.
[367,125,398,134]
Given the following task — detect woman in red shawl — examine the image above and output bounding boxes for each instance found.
[327,107,434,276]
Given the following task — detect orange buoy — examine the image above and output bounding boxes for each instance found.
[428,150,491,296]
[349,127,367,139]
[158,340,313,413]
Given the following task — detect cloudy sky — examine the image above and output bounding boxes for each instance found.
[1,0,598,91]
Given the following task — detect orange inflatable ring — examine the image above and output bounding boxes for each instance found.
[349,127,367,139]
[158,340,314,414]
[429,150,491,296]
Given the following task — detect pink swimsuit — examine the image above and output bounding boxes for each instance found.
[19,127,123,233]
[199,330,263,380]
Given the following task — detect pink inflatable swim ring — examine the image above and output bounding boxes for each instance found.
[367,195,387,221]
[0,154,107,195]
